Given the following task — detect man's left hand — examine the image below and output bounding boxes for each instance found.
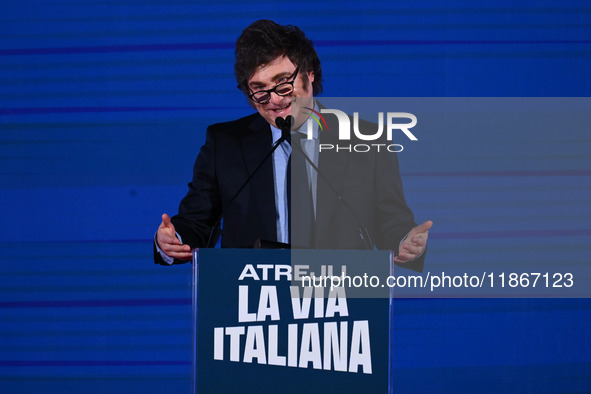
[394,220,433,264]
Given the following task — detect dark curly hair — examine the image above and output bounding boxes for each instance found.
[234,20,323,98]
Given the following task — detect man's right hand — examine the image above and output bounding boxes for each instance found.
[156,213,192,261]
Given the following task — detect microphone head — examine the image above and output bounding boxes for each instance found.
[275,116,286,129]
[276,116,293,142]
[275,116,294,132]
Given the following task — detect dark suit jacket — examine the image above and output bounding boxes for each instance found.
[154,111,425,271]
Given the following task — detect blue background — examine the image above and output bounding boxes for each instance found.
[1,0,590,393]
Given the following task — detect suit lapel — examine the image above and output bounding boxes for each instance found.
[239,114,277,240]
[241,115,273,176]
[315,113,350,246]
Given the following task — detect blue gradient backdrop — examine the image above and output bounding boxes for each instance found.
[1,1,590,393]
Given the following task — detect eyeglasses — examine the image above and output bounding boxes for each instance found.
[248,68,299,104]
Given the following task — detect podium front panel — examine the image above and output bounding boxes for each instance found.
[192,249,394,393]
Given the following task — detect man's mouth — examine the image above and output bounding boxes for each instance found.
[271,102,291,113]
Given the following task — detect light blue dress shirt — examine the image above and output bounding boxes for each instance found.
[270,110,319,244]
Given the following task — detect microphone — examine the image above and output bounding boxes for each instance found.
[276,115,293,142]
[206,116,292,247]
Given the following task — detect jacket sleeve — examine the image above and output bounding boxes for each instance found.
[374,145,426,272]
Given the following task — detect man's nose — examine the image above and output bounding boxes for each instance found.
[268,91,288,105]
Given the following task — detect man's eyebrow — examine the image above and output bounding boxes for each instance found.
[249,70,295,88]
[271,70,294,81]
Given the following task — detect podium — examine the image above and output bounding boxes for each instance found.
[192,249,395,393]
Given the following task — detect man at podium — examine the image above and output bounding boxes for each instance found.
[154,20,431,272]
